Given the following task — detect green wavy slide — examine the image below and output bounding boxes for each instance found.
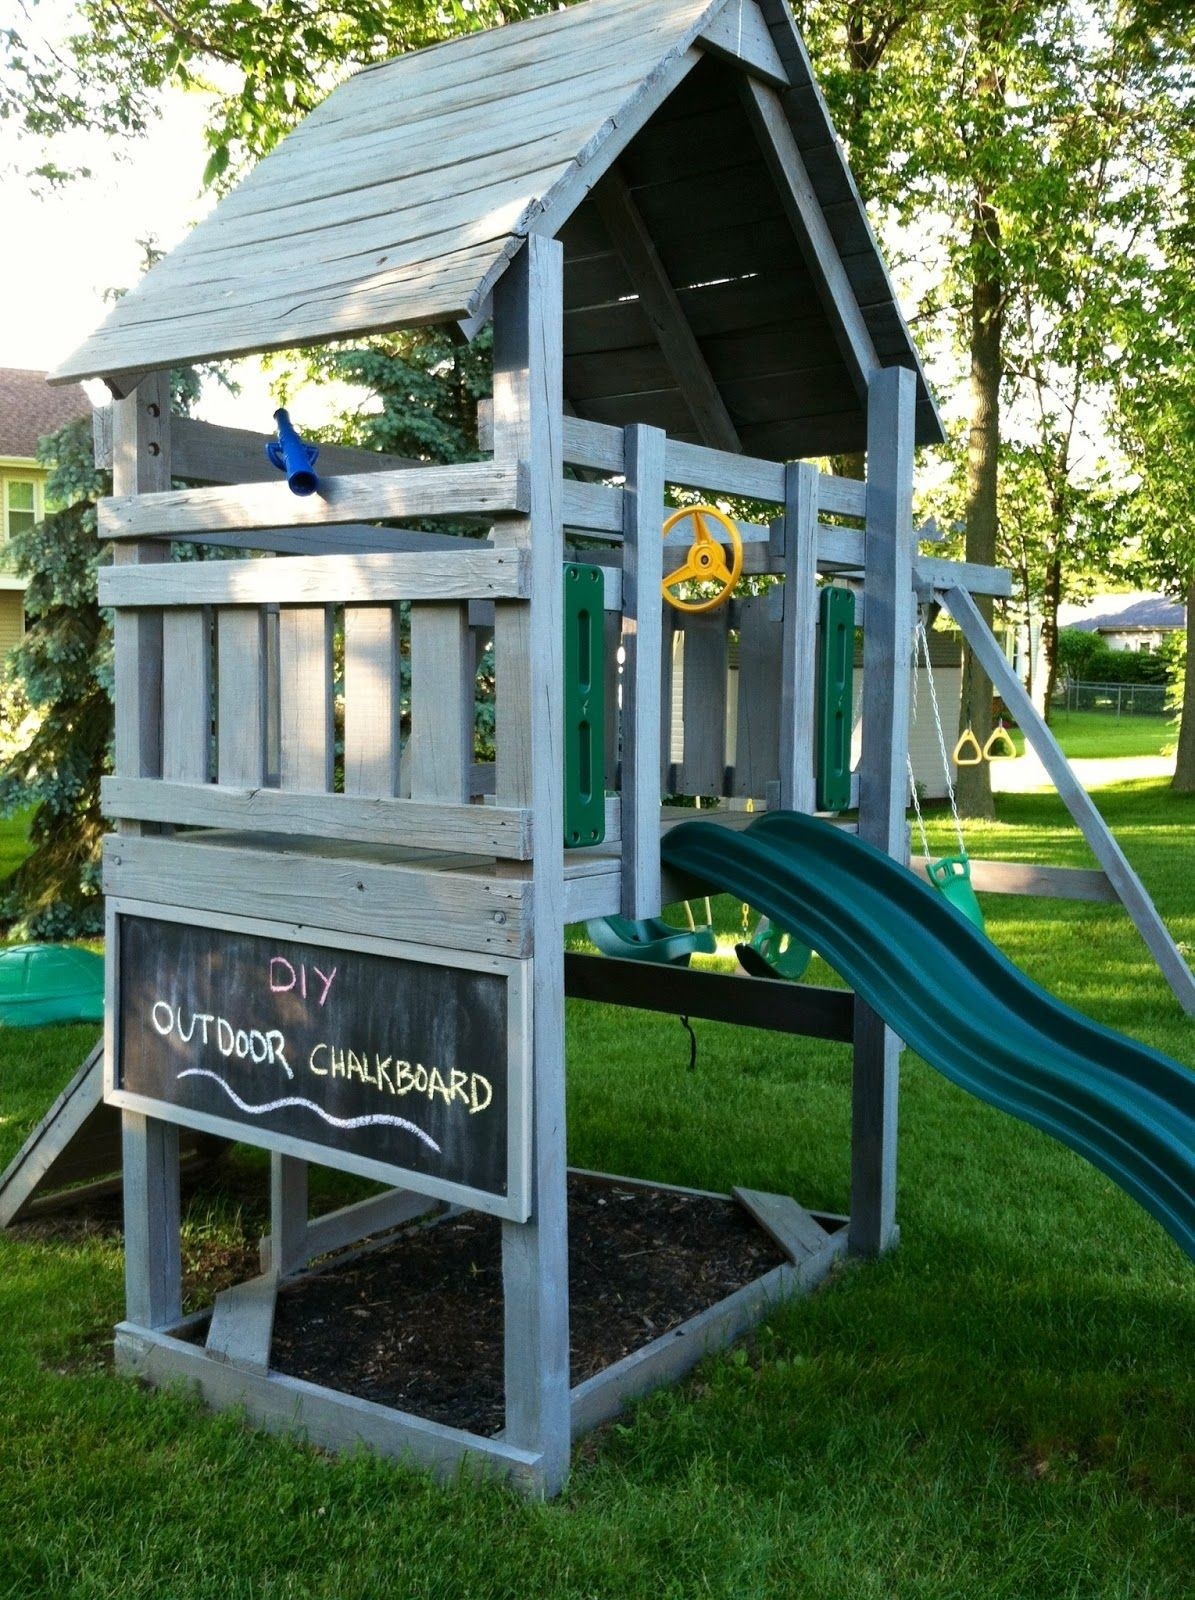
[660,811,1195,1261]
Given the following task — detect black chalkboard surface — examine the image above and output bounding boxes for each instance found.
[115,915,514,1206]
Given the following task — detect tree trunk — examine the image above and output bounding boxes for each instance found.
[1040,551,1063,723]
[1173,574,1195,794]
[956,216,1003,819]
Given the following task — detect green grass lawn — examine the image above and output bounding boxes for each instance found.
[0,784,1192,1598]
[0,808,33,882]
[1012,708,1175,761]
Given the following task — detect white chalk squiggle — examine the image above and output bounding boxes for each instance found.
[176,1068,441,1153]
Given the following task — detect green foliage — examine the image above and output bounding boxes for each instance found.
[1159,629,1186,714]
[0,419,111,939]
[1056,629,1169,686]
[301,325,494,466]
[1,1,554,190]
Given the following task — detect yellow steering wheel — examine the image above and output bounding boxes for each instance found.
[660,505,743,614]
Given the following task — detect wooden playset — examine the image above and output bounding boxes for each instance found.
[38,0,1192,1496]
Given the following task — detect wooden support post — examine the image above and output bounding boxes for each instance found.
[621,424,665,918]
[851,365,917,1258]
[268,1154,309,1278]
[491,235,571,1495]
[122,1112,181,1329]
[112,374,183,1328]
[779,461,818,812]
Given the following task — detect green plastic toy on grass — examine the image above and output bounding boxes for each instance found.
[0,944,104,1028]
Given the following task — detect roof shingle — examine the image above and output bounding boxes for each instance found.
[0,368,91,461]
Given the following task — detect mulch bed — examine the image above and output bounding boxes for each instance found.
[265,1175,788,1436]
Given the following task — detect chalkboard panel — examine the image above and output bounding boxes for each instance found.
[114,914,517,1209]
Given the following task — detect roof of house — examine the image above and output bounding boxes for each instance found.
[1060,592,1185,634]
[0,368,91,461]
[53,0,943,459]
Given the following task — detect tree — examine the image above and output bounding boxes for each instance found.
[1111,249,1195,791]
[2,1,550,188]
[803,0,1194,804]
[0,417,110,937]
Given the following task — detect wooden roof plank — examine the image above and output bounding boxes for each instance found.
[738,76,877,401]
[698,0,790,88]
[52,0,938,452]
[592,165,742,452]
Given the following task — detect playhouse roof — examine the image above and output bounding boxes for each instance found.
[54,0,943,457]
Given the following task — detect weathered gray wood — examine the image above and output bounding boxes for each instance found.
[111,378,169,791]
[569,1230,847,1439]
[943,584,1195,1016]
[523,35,714,252]
[733,1186,830,1260]
[592,165,741,453]
[0,1043,104,1226]
[102,835,529,958]
[562,480,624,535]
[661,611,678,789]
[111,375,184,1337]
[142,526,492,558]
[916,555,1011,598]
[851,365,917,1258]
[261,1186,439,1275]
[778,461,818,811]
[679,614,730,796]
[102,777,533,858]
[99,461,528,540]
[621,424,666,918]
[698,0,789,85]
[815,471,867,517]
[164,415,421,485]
[57,3,720,388]
[217,608,267,788]
[817,524,865,568]
[122,1112,182,1330]
[738,77,879,398]
[343,606,400,798]
[206,1271,279,1373]
[603,607,621,790]
[161,610,211,784]
[909,855,1118,903]
[409,604,473,805]
[733,593,781,798]
[662,435,785,502]
[101,548,529,608]
[490,235,572,1493]
[114,1323,546,1490]
[278,608,333,792]
[267,1156,309,1278]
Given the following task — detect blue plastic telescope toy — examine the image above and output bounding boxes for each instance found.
[265,408,320,496]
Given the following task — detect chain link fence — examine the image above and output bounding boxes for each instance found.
[1053,679,1169,717]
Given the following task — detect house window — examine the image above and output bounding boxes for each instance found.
[4,479,38,545]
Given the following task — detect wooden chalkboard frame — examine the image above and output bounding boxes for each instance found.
[104,898,532,1221]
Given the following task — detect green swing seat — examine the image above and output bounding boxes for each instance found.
[586,916,716,966]
[735,919,812,981]
[924,853,985,931]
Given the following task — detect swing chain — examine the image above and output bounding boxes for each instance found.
[915,615,966,857]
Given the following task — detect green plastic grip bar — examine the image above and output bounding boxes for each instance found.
[563,562,606,848]
[816,584,855,812]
